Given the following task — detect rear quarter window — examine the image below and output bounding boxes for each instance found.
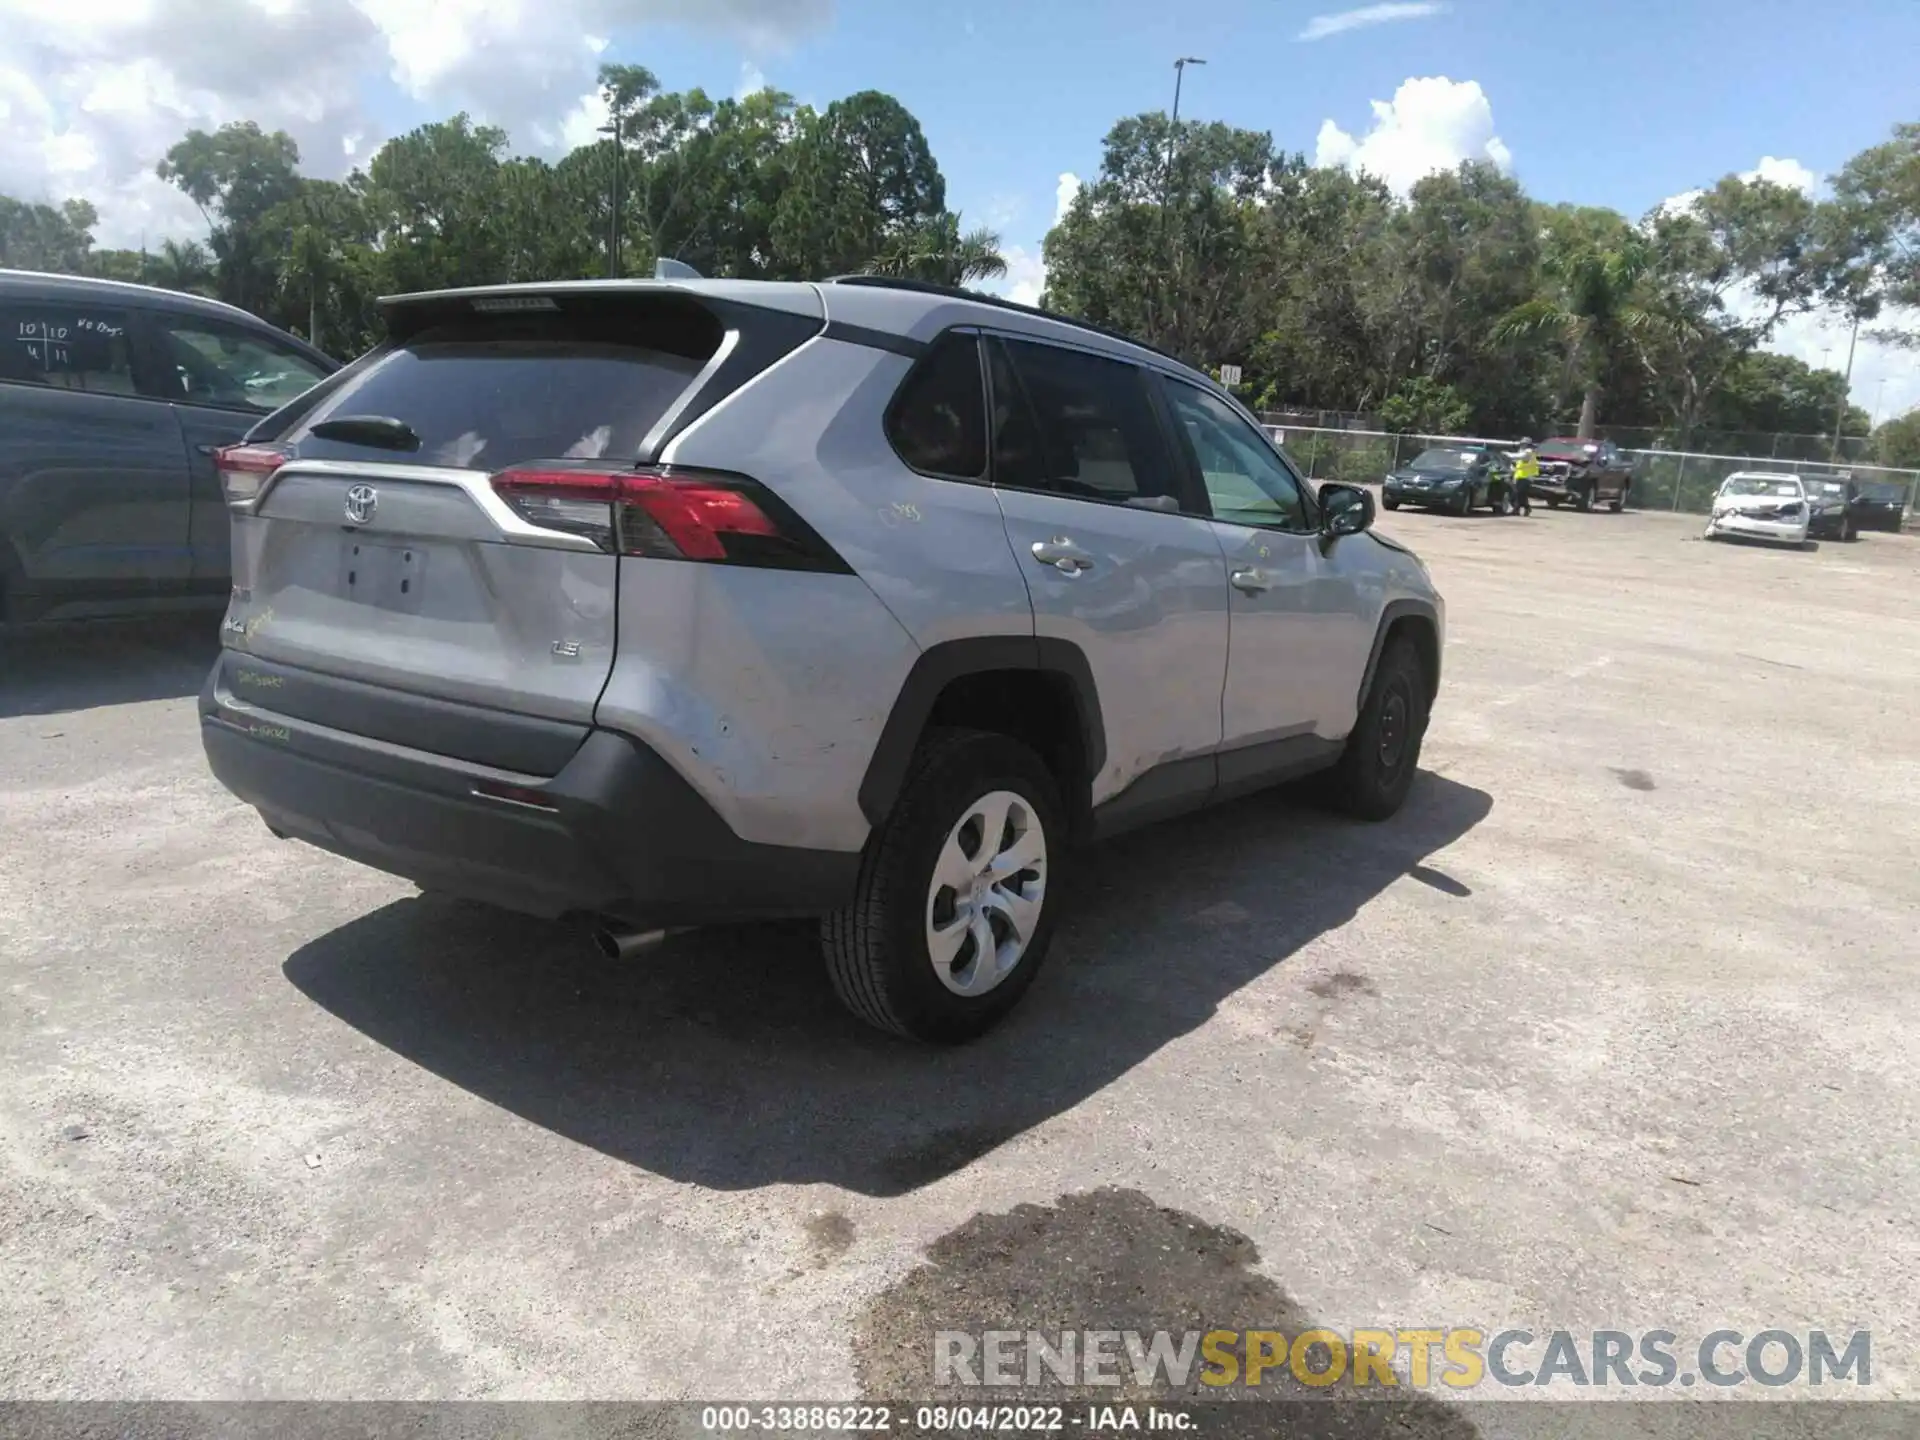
[885,332,987,479]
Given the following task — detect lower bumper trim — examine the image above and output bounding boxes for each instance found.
[202,694,860,925]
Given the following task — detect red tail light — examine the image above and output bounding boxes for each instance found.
[213,444,288,505]
[490,464,847,572]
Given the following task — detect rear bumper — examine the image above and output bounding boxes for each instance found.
[201,661,859,925]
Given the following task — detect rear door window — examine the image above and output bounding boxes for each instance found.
[284,302,724,470]
[151,316,331,412]
[1,303,139,395]
[989,337,1182,506]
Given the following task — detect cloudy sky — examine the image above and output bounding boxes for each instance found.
[3,0,1916,420]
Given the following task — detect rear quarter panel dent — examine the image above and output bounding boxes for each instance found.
[594,562,919,852]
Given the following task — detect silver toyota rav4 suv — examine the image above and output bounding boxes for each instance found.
[202,276,1444,1042]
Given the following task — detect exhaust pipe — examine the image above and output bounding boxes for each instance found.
[592,924,673,960]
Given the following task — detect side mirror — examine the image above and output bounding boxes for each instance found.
[1319,482,1375,547]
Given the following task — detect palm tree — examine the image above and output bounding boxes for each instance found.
[278,209,337,348]
[143,238,215,296]
[871,213,1008,288]
[1493,236,1652,437]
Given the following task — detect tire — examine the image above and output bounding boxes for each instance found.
[1574,485,1594,512]
[1382,494,1400,511]
[1324,636,1429,822]
[1546,496,1564,509]
[1608,485,1626,513]
[1453,489,1472,517]
[1843,516,1857,543]
[823,728,1064,1043]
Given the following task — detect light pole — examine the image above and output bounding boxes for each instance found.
[1160,58,1205,347]
[1171,56,1205,131]
[1829,314,1860,461]
[599,113,625,278]
[1167,57,1206,193]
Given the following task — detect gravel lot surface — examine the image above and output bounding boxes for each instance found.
[3,509,1914,1433]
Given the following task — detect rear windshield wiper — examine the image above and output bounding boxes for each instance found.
[306,415,422,452]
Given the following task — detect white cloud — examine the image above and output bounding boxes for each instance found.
[1659,155,1821,220]
[1744,155,1817,194]
[1054,171,1080,223]
[0,0,831,249]
[1315,76,1510,194]
[735,60,767,99]
[1656,188,1705,218]
[551,87,611,153]
[1298,2,1445,41]
[995,245,1045,308]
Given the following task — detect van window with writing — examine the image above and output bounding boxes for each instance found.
[1,306,137,396]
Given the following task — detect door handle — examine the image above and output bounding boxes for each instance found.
[1230,567,1273,594]
[1031,538,1094,574]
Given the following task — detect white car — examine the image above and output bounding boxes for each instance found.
[1704,472,1812,548]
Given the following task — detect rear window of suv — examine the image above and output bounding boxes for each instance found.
[283,298,725,471]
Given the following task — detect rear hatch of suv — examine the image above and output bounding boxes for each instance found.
[213,285,822,774]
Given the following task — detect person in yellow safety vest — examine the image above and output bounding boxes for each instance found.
[1510,438,1540,516]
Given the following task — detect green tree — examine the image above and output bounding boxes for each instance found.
[871,212,1007,286]
[1494,216,1654,436]
[0,196,99,272]
[642,88,799,278]
[361,114,511,292]
[260,180,375,352]
[88,249,148,283]
[144,238,216,295]
[1634,177,1828,440]
[772,91,946,277]
[157,122,302,312]
[1870,407,1920,469]
[1378,376,1473,435]
[1044,112,1275,365]
[1702,352,1865,438]
[1831,121,1920,315]
[1247,163,1398,413]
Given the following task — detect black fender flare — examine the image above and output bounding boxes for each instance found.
[857,636,1105,828]
[1357,599,1442,715]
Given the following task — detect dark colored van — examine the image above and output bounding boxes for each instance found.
[1,269,337,623]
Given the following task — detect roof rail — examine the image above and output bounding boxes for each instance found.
[820,274,1192,371]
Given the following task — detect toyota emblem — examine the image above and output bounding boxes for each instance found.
[344,484,378,525]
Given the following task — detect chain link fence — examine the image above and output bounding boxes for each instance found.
[1259,409,1887,466]
[1263,423,1920,522]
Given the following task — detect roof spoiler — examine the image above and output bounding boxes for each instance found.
[655,258,703,280]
